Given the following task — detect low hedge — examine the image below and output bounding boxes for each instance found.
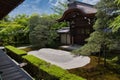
[23,55,85,80]
[5,45,27,62]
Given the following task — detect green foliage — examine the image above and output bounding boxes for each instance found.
[111,56,120,63]
[29,14,51,48]
[74,0,120,55]
[107,61,120,74]
[29,14,66,48]
[23,55,85,80]
[13,14,29,26]
[0,14,30,46]
[5,45,27,55]
[0,23,24,34]
[110,16,120,32]
[115,0,120,4]
[1,15,11,22]
[109,0,120,32]
[29,25,49,48]
[28,14,41,31]
[0,13,66,47]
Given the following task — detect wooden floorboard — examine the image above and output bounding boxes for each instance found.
[2,69,18,76]
[0,64,13,69]
[0,49,32,80]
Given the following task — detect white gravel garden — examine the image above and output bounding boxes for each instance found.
[28,48,90,69]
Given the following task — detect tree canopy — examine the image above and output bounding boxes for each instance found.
[0,13,67,47]
[0,14,29,46]
[110,0,120,32]
[28,14,67,48]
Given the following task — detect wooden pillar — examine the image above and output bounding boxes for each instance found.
[66,34,67,45]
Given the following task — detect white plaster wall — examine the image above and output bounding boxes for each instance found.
[61,34,70,44]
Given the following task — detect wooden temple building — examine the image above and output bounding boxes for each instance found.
[0,0,32,80]
[57,1,97,45]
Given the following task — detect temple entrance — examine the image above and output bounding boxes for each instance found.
[57,1,96,45]
[70,16,93,45]
[72,27,90,45]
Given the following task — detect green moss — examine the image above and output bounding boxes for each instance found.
[23,55,85,80]
[5,45,27,62]
[40,64,67,78]
[61,73,85,80]
[68,56,120,80]
[5,45,27,55]
[20,47,33,52]
[23,55,47,66]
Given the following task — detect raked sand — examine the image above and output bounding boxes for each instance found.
[28,48,90,69]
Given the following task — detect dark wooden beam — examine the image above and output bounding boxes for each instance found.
[0,0,24,20]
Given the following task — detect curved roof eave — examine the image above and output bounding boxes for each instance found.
[57,8,97,22]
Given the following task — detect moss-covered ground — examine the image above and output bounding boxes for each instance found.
[21,47,120,80]
[68,56,120,80]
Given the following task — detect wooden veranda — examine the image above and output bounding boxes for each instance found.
[0,50,32,80]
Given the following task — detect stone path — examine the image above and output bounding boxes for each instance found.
[28,48,90,69]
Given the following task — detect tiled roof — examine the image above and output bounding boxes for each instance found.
[68,1,97,14]
[58,1,97,22]
[76,4,97,14]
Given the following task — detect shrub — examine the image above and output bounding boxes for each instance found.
[61,73,83,80]
[107,62,120,74]
[5,45,27,62]
[23,55,85,80]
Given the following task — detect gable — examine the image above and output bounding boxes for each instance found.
[58,1,97,22]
